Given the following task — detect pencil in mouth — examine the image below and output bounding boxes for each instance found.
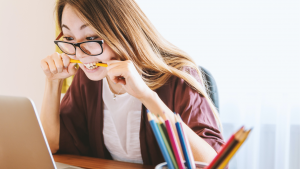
[70,59,107,68]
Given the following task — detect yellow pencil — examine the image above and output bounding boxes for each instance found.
[70,59,107,67]
[217,129,252,169]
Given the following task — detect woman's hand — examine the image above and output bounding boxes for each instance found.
[40,52,77,81]
[106,60,153,100]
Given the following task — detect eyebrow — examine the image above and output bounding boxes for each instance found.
[61,24,88,31]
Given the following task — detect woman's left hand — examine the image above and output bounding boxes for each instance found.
[106,60,153,100]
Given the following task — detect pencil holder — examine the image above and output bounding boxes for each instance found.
[155,161,208,169]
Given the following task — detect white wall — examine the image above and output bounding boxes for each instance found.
[0,0,56,112]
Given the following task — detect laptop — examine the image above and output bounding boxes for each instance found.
[0,95,83,169]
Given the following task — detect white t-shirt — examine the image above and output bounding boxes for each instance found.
[102,77,143,164]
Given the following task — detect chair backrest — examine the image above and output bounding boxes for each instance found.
[198,66,219,112]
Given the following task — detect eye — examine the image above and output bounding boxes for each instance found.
[63,37,74,41]
[86,36,99,40]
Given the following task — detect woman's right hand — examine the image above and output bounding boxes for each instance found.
[41,52,78,81]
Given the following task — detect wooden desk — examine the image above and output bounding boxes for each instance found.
[53,154,155,169]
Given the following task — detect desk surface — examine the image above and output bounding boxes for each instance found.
[53,154,155,169]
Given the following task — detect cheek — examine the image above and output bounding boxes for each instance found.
[100,44,118,61]
[95,53,111,61]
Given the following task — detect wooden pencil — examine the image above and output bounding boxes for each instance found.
[217,129,252,169]
[177,114,195,169]
[154,115,178,169]
[70,59,107,67]
[158,116,172,146]
[206,126,245,169]
[175,114,194,169]
[163,114,185,169]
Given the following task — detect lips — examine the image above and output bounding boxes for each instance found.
[83,65,101,73]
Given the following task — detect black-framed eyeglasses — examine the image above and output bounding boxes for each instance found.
[54,32,104,56]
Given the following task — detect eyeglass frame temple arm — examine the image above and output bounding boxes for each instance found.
[56,32,63,40]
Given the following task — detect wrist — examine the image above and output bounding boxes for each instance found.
[45,78,63,93]
[139,89,157,104]
[140,90,172,119]
[46,78,63,85]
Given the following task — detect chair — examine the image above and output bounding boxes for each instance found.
[199,66,219,112]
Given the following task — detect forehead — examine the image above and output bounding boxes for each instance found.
[61,4,88,31]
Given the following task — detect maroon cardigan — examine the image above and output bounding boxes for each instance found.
[56,68,224,165]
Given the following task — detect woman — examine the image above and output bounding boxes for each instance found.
[40,0,224,165]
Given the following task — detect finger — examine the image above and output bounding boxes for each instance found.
[107,64,121,73]
[67,62,78,75]
[107,60,134,71]
[107,65,125,77]
[108,68,127,86]
[40,60,52,77]
[106,60,122,69]
[53,53,64,73]
[60,53,70,68]
[106,60,121,65]
[46,57,58,74]
[107,60,130,74]
[114,76,126,85]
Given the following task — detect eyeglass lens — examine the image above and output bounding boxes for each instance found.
[57,42,103,55]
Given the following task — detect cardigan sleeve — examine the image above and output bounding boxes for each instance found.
[56,70,91,155]
[173,67,224,152]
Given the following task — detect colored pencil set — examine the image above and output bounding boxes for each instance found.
[147,110,195,169]
[204,126,252,169]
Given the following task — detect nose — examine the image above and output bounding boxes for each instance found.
[75,46,87,59]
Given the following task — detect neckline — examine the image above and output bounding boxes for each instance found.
[103,77,128,98]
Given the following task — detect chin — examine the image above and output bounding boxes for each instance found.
[79,65,106,81]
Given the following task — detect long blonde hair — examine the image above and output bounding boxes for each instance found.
[56,0,222,130]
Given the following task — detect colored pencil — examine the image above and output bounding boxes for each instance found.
[205,127,252,169]
[206,126,244,169]
[177,114,196,169]
[155,115,178,169]
[158,116,172,145]
[175,114,194,169]
[217,129,252,169]
[70,59,107,67]
[147,111,175,169]
[163,113,185,169]
[214,127,246,169]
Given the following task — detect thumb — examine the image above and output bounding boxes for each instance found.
[67,63,78,75]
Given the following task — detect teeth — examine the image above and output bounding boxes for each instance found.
[84,62,99,70]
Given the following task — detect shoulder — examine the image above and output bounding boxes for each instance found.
[154,67,220,131]
[154,67,204,105]
[181,66,203,85]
